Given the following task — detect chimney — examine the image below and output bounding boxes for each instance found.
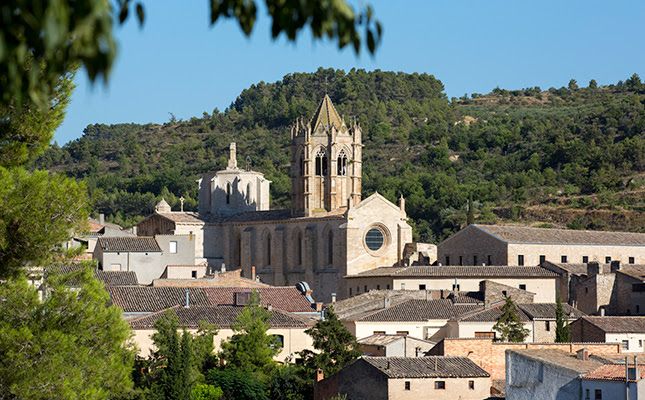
[576,348,589,361]
[600,307,606,316]
[251,266,256,281]
[611,260,621,272]
[315,302,323,312]
[438,262,442,267]
[316,369,324,382]
[99,213,105,225]
[384,297,391,309]
[331,293,337,304]
[386,361,390,370]
[587,261,601,276]
[220,263,226,273]
[184,288,190,308]
[628,355,639,381]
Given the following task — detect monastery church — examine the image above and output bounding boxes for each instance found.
[138,95,412,301]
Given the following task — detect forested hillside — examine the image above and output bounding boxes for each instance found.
[38,69,645,241]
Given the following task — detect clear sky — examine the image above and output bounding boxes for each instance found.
[54,0,645,144]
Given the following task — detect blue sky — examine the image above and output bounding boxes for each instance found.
[55,0,645,144]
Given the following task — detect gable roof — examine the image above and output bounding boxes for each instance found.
[358,334,434,347]
[583,364,645,381]
[202,287,314,313]
[310,94,345,132]
[474,224,645,246]
[361,356,490,378]
[156,212,204,224]
[510,349,603,374]
[454,304,530,322]
[358,299,481,322]
[518,303,585,320]
[95,270,138,286]
[617,265,645,281]
[97,237,161,253]
[128,305,308,329]
[579,316,645,333]
[352,192,402,214]
[107,286,210,313]
[347,265,558,278]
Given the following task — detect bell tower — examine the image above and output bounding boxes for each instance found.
[290,95,362,217]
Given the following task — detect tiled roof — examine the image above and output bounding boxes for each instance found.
[95,270,138,286]
[128,305,308,329]
[510,349,603,374]
[221,208,345,223]
[348,265,558,278]
[362,356,490,378]
[455,304,531,322]
[107,286,210,312]
[157,212,204,224]
[203,287,313,313]
[475,224,645,246]
[97,237,161,253]
[581,317,645,333]
[359,299,481,322]
[583,364,645,381]
[358,334,433,347]
[617,265,645,280]
[518,303,585,320]
[543,262,591,276]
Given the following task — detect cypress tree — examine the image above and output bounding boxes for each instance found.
[493,296,529,342]
[555,297,571,343]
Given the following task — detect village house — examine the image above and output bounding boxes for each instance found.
[574,263,645,316]
[93,235,196,284]
[314,356,491,400]
[581,361,645,400]
[357,334,435,357]
[129,304,314,362]
[438,224,645,267]
[571,316,645,353]
[343,265,559,302]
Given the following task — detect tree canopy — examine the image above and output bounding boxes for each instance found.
[493,296,530,342]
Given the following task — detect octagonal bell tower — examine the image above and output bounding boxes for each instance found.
[290,95,362,217]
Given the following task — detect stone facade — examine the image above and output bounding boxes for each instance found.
[136,96,413,301]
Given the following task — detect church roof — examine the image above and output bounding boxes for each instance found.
[310,94,345,132]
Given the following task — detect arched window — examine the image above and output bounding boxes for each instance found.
[246,182,252,205]
[266,233,272,266]
[315,148,328,176]
[327,230,334,265]
[337,150,348,176]
[297,232,303,265]
[226,182,231,204]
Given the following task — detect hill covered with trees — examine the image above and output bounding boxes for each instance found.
[37,69,645,242]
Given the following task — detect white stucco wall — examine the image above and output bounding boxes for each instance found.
[605,333,645,353]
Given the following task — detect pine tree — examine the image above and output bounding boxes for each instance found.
[219,291,280,378]
[300,307,361,377]
[493,296,529,342]
[555,297,571,343]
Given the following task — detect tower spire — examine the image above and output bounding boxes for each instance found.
[227,142,237,169]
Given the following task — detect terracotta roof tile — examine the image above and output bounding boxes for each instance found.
[581,316,645,333]
[203,287,314,313]
[97,237,161,253]
[108,286,210,312]
[95,270,138,286]
[359,299,482,322]
[156,212,204,224]
[475,224,645,246]
[518,303,585,319]
[129,305,308,329]
[362,356,490,378]
[510,349,603,374]
[583,364,645,381]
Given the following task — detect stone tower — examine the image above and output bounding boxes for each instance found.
[290,95,362,217]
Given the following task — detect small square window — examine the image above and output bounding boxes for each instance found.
[468,380,474,390]
[401,283,406,290]
[364,285,368,293]
[518,255,524,266]
[349,287,352,296]
[445,256,450,266]
[622,340,629,350]
[585,287,589,294]
[356,286,360,293]
[629,257,635,264]
[605,256,611,264]
[582,256,589,263]
[169,241,177,254]
[561,255,568,263]
[595,389,602,400]
[459,256,463,266]
[386,284,390,290]
[545,321,551,331]
[419,284,426,290]
[519,284,526,290]
[487,255,492,265]
[473,255,478,265]
[376,285,380,290]
[639,340,643,348]
[539,255,546,263]
[434,381,445,390]
[191,270,197,279]
[452,284,460,291]
[404,381,411,391]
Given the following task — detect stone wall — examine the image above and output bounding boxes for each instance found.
[436,338,622,381]
[569,318,606,343]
